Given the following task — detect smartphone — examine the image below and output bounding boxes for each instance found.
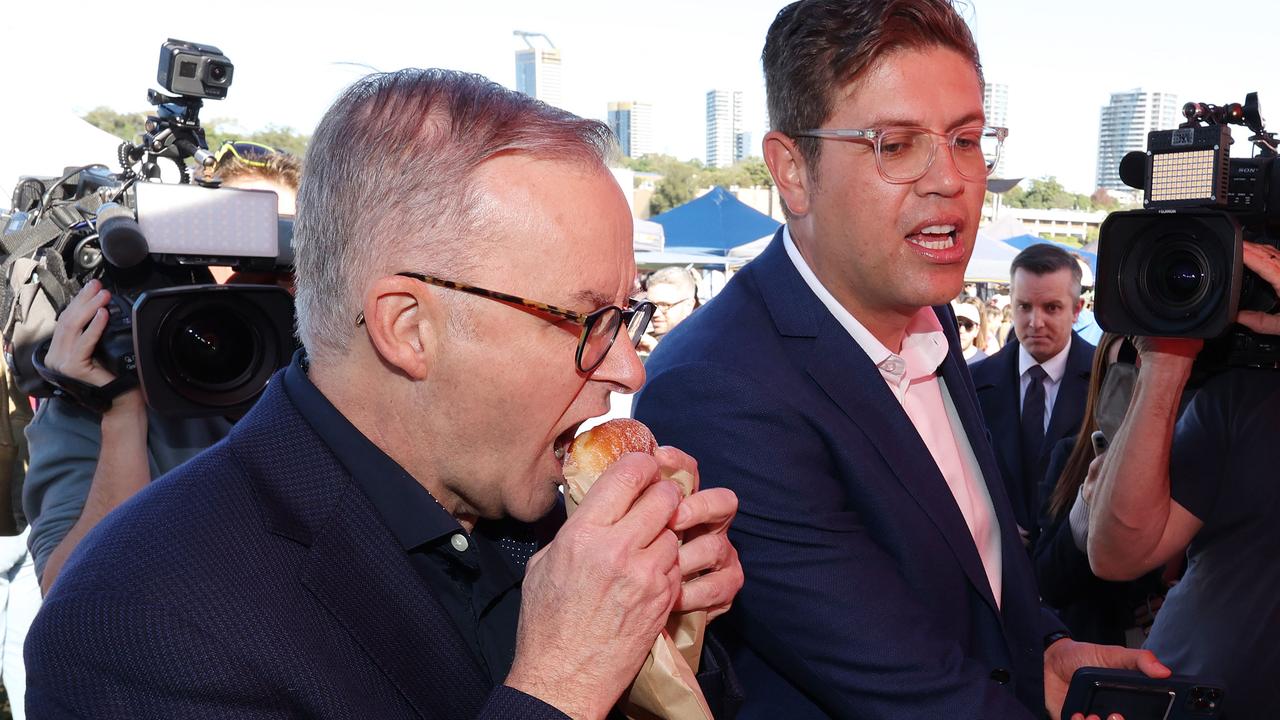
[1091,430,1109,456]
[1062,667,1225,720]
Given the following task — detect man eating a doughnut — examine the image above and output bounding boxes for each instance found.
[635,1,1167,719]
[24,69,743,719]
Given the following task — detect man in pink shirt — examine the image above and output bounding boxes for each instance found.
[635,1,1167,718]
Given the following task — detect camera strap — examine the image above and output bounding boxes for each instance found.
[30,339,137,414]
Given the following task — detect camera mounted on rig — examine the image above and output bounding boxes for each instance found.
[0,39,296,417]
[1094,91,1280,365]
[116,39,235,185]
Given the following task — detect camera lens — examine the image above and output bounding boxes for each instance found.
[160,301,262,392]
[167,304,257,389]
[207,62,229,84]
[1152,247,1208,305]
[1137,236,1215,318]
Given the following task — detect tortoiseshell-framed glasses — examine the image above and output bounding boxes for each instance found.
[356,272,656,374]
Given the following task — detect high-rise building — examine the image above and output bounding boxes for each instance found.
[607,101,654,158]
[983,82,1009,177]
[706,89,743,168]
[735,130,753,162]
[514,31,562,108]
[1096,88,1179,191]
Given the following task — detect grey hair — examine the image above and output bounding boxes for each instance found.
[293,68,615,361]
[646,266,698,296]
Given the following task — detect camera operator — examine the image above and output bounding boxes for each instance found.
[1088,241,1280,718]
[22,145,301,594]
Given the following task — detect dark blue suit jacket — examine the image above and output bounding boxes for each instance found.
[635,232,1061,719]
[970,332,1094,541]
[23,377,572,719]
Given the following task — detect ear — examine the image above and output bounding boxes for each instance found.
[762,130,813,216]
[1072,294,1085,322]
[361,275,440,381]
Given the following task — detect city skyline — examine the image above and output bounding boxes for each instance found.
[607,100,654,158]
[705,89,744,168]
[4,1,1278,195]
[1095,88,1180,192]
[514,30,563,108]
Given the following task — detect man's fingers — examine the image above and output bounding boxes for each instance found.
[613,479,683,547]
[654,445,700,493]
[570,452,662,526]
[1134,650,1171,678]
[677,532,733,578]
[1242,242,1280,287]
[1098,646,1171,678]
[672,487,737,532]
[675,571,739,614]
[70,307,110,357]
[62,281,110,333]
[1237,309,1280,336]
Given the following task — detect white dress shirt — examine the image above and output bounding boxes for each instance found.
[1018,338,1073,433]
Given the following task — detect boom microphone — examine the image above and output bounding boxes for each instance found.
[96,202,149,269]
[1118,151,1147,190]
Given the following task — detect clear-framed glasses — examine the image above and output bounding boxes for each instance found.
[791,125,1008,183]
[355,272,656,374]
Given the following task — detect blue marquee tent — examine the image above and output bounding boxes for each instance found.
[649,186,781,256]
[1000,234,1098,272]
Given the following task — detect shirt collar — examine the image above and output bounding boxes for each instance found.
[1018,334,1073,383]
[783,225,949,384]
[283,350,463,550]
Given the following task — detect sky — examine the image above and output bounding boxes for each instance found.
[4,0,1277,194]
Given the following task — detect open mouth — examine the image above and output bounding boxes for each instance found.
[553,423,581,463]
[907,224,958,250]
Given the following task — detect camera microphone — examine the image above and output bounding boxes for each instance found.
[96,202,150,269]
[1119,151,1147,190]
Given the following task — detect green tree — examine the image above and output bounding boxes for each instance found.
[82,107,310,159]
[741,158,774,188]
[204,122,310,158]
[650,163,697,215]
[81,106,149,143]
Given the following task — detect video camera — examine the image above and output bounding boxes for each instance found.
[1095,92,1280,366]
[0,39,296,417]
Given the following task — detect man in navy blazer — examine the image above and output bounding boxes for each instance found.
[972,244,1096,547]
[635,2,1165,718]
[24,69,743,719]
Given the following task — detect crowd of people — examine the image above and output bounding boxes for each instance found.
[0,1,1274,719]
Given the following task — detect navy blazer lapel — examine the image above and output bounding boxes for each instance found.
[806,318,1000,615]
[982,345,1025,485]
[931,311,1018,563]
[300,487,492,719]
[1042,333,1093,461]
[753,235,1001,614]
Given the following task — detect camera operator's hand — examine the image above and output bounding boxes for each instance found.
[39,279,148,594]
[1238,241,1280,335]
[1129,335,1202,371]
[45,279,139,400]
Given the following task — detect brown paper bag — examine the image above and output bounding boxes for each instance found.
[565,469,713,720]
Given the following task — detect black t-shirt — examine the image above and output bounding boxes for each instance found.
[1146,367,1280,718]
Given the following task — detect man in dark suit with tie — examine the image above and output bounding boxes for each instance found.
[972,244,1095,548]
[23,69,743,719]
[635,1,1165,718]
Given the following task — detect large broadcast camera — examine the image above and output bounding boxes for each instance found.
[1095,92,1280,367]
[0,39,295,417]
